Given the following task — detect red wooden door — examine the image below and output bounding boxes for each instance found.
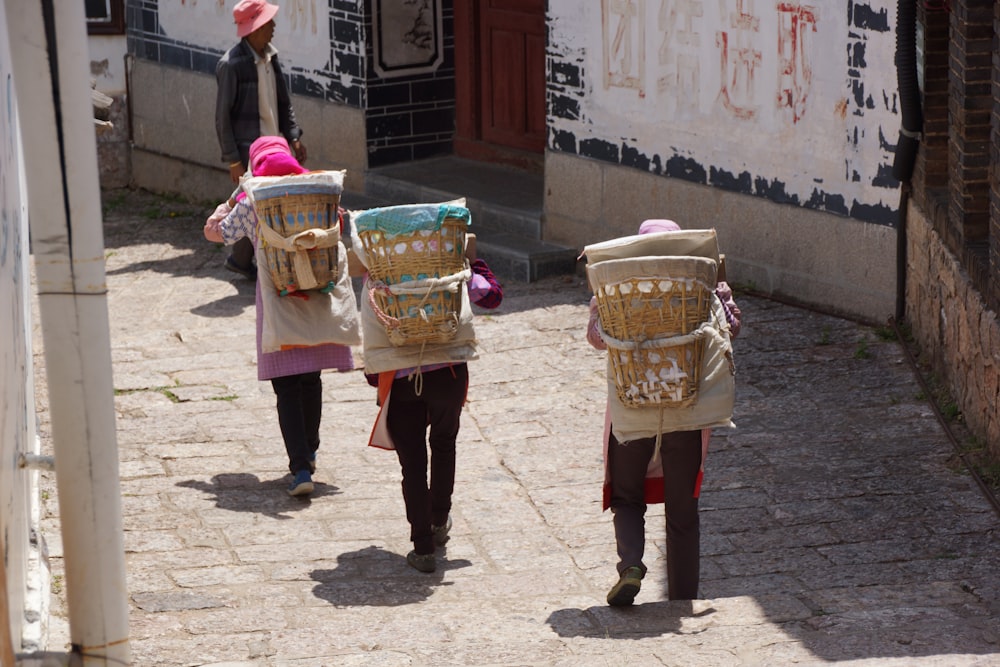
[455,0,546,162]
[479,0,546,151]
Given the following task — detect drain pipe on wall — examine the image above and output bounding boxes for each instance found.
[891,0,923,323]
[5,1,131,665]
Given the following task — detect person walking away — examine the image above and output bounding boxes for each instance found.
[379,259,502,573]
[204,136,356,497]
[215,0,307,281]
[586,219,741,605]
[354,207,503,573]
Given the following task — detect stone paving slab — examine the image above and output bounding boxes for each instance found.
[33,190,1000,666]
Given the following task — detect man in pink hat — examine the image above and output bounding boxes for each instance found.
[214,0,307,280]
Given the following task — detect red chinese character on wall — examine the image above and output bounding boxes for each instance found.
[603,0,647,97]
[716,0,761,120]
[776,2,818,123]
[657,0,704,114]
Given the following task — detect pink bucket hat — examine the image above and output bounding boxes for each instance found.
[233,0,279,38]
[638,219,681,235]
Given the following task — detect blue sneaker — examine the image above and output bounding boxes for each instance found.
[287,469,314,497]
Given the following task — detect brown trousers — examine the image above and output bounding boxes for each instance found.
[608,428,702,600]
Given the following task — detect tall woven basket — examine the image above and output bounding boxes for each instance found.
[589,256,718,408]
[354,204,470,345]
[251,181,342,296]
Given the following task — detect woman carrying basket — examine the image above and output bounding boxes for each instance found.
[204,136,356,497]
[363,251,503,573]
[586,219,741,605]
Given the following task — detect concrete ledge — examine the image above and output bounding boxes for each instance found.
[475,232,579,283]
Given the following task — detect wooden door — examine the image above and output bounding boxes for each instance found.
[455,0,546,164]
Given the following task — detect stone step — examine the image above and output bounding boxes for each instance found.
[343,157,578,283]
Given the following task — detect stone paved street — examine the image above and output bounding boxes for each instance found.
[34,190,1000,666]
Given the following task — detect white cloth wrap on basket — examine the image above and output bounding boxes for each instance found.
[606,295,735,441]
[583,229,721,272]
[259,239,361,353]
[256,223,339,291]
[244,170,345,200]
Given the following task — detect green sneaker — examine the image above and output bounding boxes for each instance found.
[607,566,644,606]
[406,550,436,573]
[431,515,452,546]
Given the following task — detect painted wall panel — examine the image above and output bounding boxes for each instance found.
[0,0,37,651]
[128,0,366,107]
[547,0,899,224]
[158,1,332,75]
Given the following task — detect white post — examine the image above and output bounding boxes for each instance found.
[4,1,131,665]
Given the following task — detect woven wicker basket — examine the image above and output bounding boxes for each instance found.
[253,187,341,295]
[589,256,718,408]
[356,213,469,345]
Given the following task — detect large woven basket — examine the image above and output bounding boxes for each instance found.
[355,205,470,345]
[588,255,718,408]
[251,181,342,296]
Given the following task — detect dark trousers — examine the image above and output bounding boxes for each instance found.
[387,364,468,555]
[230,236,255,270]
[229,157,254,270]
[271,372,322,475]
[608,429,702,600]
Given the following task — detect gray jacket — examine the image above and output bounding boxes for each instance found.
[215,40,302,166]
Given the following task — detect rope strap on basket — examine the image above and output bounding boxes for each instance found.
[367,267,472,345]
[257,223,339,291]
[598,323,706,353]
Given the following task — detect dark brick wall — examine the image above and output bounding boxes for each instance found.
[915,0,997,310]
[124,0,365,107]
[913,2,949,219]
[992,1,1000,310]
[362,0,456,168]
[947,0,993,252]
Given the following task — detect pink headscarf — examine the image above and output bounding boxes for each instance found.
[638,219,680,234]
[248,136,307,177]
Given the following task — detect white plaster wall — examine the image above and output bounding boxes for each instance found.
[159,0,334,81]
[0,0,39,651]
[548,0,899,216]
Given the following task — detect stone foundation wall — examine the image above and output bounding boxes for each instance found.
[95,95,130,189]
[128,60,368,203]
[907,202,1000,461]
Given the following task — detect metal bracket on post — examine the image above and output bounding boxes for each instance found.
[18,453,56,472]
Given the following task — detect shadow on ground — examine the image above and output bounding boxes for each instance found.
[310,545,472,607]
[176,473,341,520]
